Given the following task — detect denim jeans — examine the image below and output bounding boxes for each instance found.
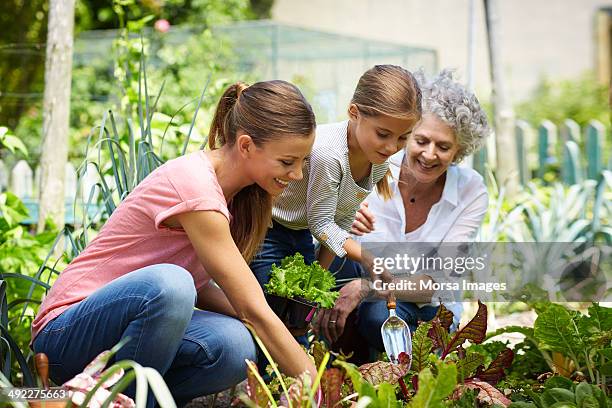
[33,264,257,408]
[329,256,439,352]
[250,220,316,287]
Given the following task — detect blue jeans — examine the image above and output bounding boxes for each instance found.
[33,264,257,408]
[329,257,439,352]
[250,220,316,287]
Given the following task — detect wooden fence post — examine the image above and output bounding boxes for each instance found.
[561,119,581,145]
[473,147,488,177]
[561,140,582,185]
[0,160,8,191]
[586,120,604,179]
[11,160,33,198]
[537,120,557,179]
[515,120,531,186]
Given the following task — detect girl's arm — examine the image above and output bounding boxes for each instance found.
[305,150,352,258]
[317,245,336,269]
[177,210,317,380]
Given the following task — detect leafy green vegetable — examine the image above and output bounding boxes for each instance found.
[411,322,433,373]
[408,361,457,408]
[265,253,339,308]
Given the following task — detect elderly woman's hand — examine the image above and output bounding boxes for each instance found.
[350,202,375,236]
[313,279,364,344]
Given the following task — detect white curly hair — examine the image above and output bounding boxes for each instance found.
[414,69,490,163]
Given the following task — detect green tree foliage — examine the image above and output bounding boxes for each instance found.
[0,0,48,130]
[515,72,610,128]
[75,0,268,30]
[1,0,267,155]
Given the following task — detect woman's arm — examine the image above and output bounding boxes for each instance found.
[177,210,317,379]
[196,282,237,317]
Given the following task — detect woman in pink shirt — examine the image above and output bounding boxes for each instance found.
[32,80,318,406]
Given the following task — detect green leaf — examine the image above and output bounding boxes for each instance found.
[598,361,612,376]
[334,359,365,395]
[544,376,574,391]
[376,382,400,407]
[574,382,593,408]
[542,388,576,407]
[412,322,433,372]
[510,403,538,408]
[578,396,600,408]
[0,134,28,156]
[586,303,612,332]
[547,403,577,408]
[265,253,339,307]
[359,380,378,401]
[456,351,484,382]
[525,388,545,408]
[534,304,583,361]
[408,362,457,408]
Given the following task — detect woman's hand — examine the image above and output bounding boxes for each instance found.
[313,279,364,343]
[350,202,375,236]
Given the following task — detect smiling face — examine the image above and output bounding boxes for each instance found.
[242,132,315,196]
[405,113,460,183]
[349,105,418,165]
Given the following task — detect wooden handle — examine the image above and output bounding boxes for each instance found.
[387,292,397,309]
[35,353,50,389]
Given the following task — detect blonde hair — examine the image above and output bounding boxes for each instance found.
[209,80,316,261]
[351,65,422,200]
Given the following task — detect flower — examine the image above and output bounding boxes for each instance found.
[154,19,170,33]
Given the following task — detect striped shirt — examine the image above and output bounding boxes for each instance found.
[272,120,389,257]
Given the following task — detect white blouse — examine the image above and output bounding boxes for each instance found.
[357,150,488,324]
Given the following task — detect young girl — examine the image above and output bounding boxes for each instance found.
[250,65,422,336]
[31,80,318,407]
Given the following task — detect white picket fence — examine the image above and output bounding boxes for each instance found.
[0,159,103,225]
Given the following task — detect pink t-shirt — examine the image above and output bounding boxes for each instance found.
[32,151,229,341]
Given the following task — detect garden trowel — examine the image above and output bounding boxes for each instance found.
[381,293,412,369]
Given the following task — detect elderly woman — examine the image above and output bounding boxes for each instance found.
[314,70,491,354]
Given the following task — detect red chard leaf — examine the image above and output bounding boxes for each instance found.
[442,301,487,358]
[474,348,514,385]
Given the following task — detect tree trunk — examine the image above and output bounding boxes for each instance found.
[484,0,519,197]
[37,0,75,232]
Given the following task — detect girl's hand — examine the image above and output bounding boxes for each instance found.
[313,279,364,343]
[350,202,375,235]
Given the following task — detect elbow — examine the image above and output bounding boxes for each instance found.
[237,302,275,332]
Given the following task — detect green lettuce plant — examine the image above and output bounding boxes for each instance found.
[265,253,339,309]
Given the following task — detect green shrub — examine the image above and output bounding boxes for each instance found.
[515,72,610,128]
